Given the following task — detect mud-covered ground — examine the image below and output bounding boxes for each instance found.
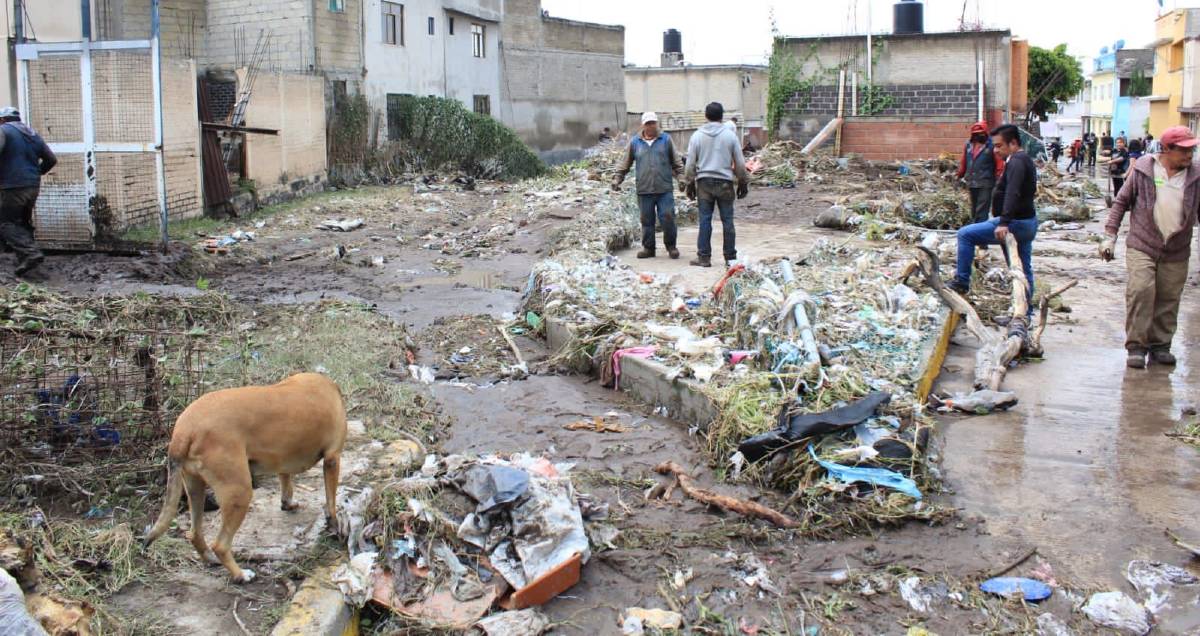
[4,174,1198,635]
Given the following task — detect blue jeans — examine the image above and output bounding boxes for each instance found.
[955,217,1038,307]
[697,178,736,261]
[637,191,677,252]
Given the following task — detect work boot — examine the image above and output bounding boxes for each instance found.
[690,256,712,268]
[1150,349,1177,366]
[947,280,970,296]
[636,249,655,259]
[667,248,680,260]
[1127,349,1147,369]
[15,253,43,276]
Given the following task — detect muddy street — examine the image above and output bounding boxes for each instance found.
[3,170,1199,635]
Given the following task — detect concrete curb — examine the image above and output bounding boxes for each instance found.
[269,564,358,636]
[543,306,956,431]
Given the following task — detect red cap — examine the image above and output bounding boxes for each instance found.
[1160,125,1199,148]
[970,121,988,134]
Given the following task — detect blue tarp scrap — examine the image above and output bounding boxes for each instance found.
[808,445,922,499]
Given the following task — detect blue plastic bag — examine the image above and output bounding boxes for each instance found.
[808,445,922,499]
[980,577,1052,602]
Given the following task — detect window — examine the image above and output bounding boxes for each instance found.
[473,94,490,115]
[329,0,344,12]
[449,17,455,35]
[471,23,485,58]
[428,17,434,35]
[382,2,404,45]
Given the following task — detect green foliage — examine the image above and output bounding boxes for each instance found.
[1129,68,1152,98]
[390,95,545,180]
[767,38,809,138]
[859,84,896,116]
[1028,44,1085,119]
[329,93,371,165]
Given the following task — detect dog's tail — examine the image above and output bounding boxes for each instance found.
[142,458,184,547]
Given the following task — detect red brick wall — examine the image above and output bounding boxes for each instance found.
[841,120,975,161]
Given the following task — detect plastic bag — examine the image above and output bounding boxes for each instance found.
[1082,591,1152,635]
[0,569,48,636]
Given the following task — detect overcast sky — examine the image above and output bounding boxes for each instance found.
[541,0,1200,68]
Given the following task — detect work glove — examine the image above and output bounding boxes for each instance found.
[736,182,749,200]
[1099,235,1116,262]
[685,182,697,201]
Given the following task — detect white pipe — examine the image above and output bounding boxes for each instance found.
[977,60,985,122]
[778,259,821,369]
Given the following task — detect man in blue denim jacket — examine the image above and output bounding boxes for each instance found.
[612,111,685,259]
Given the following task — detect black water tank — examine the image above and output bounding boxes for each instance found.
[663,29,682,54]
[894,0,924,35]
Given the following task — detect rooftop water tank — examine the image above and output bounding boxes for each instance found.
[894,0,924,35]
[663,29,682,54]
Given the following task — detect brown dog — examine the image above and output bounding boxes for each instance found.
[143,373,347,583]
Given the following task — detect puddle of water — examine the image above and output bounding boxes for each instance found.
[404,268,497,290]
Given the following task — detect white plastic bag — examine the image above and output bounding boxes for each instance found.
[0,569,47,636]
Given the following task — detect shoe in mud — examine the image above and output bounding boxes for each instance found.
[1150,349,1177,366]
[667,248,680,259]
[690,257,712,268]
[947,280,970,295]
[636,249,655,259]
[1127,350,1147,369]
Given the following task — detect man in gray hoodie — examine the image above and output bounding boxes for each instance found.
[683,102,749,267]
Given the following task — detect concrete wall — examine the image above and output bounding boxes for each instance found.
[624,66,766,123]
[1,0,83,107]
[499,0,625,162]
[314,0,363,79]
[241,70,328,198]
[205,0,312,72]
[93,0,206,58]
[161,58,204,221]
[778,30,1013,151]
[444,10,500,113]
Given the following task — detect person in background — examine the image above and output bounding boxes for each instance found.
[1128,138,1144,162]
[0,106,56,275]
[683,102,750,268]
[1099,126,1200,368]
[1066,138,1084,174]
[598,127,613,143]
[955,121,1004,224]
[1086,131,1099,167]
[949,124,1038,310]
[1049,138,1063,166]
[612,112,684,259]
[1146,133,1162,154]
[1108,136,1131,194]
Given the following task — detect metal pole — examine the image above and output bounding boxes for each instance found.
[80,0,92,40]
[151,0,169,252]
[851,72,858,117]
[836,70,845,156]
[14,0,25,43]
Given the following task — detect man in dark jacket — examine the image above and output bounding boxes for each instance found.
[955,121,1004,224]
[613,111,684,259]
[950,124,1038,309]
[1100,125,1200,368]
[0,107,56,274]
[1086,131,1099,167]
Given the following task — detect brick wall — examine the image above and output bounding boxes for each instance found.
[839,119,974,161]
[789,84,978,117]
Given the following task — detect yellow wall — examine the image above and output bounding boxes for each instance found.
[0,0,84,106]
[1090,71,1115,118]
[1151,9,1189,135]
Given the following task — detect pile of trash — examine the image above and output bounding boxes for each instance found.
[335,452,602,631]
[415,315,525,380]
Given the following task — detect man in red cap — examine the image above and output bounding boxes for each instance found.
[1101,125,1200,368]
[956,121,1004,224]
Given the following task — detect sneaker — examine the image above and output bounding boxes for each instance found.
[1150,349,1177,366]
[667,248,680,260]
[1127,350,1147,369]
[947,280,970,295]
[690,257,712,268]
[636,249,655,259]
[15,254,43,275]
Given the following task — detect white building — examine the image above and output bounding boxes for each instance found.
[361,0,502,140]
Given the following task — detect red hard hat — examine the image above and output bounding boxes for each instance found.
[970,121,988,135]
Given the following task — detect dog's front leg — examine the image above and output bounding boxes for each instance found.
[279,474,301,511]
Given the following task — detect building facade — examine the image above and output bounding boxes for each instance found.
[776,29,1023,161]
[1150,9,1200,135]
[1086,45,1153,139]
[498,0,625,163]
[625,64,767,150]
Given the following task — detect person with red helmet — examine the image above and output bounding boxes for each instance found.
[956,121,1005,225]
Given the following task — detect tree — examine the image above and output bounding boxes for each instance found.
[1027,44,1084,122]
[1129,68,1152,98]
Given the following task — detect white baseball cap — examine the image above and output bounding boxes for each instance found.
[0,107,19,119]
[641,111,658,125]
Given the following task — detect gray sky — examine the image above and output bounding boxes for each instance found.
[541,0,1200,68]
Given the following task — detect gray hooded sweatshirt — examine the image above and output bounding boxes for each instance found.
[685,122,749,185]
